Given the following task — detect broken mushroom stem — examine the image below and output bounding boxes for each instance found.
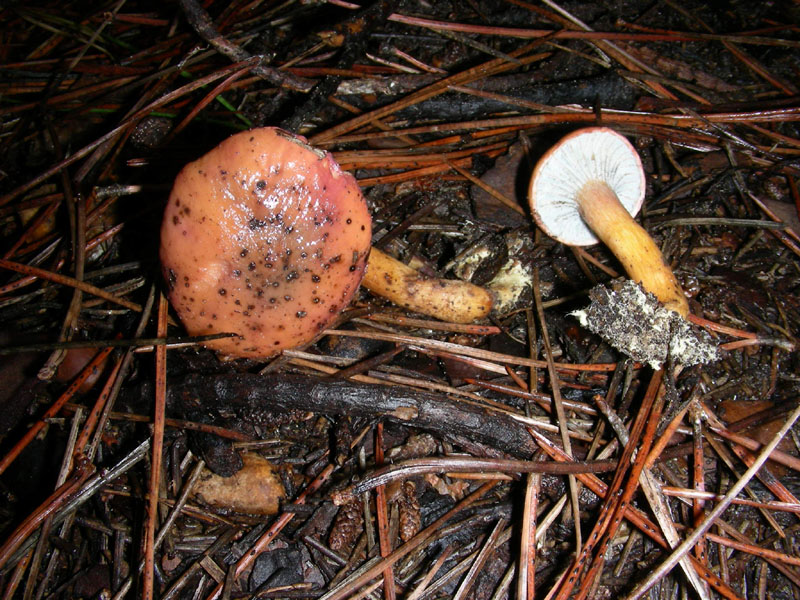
[362,247,494,324]
[577,180,689,317]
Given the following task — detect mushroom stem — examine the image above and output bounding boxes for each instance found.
[577,180,689,317]
[362,247,494,324]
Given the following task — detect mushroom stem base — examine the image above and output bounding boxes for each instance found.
[577,180,689,317]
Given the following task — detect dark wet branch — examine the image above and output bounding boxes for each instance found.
[167,373,542,459]
[177,0,314,92]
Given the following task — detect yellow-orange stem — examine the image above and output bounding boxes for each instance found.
[362,247,493,323]
[577,181,689,317]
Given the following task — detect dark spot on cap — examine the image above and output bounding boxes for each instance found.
[286,271,298,282]
[248,262,256,271]
[240,248,249,257]
[296,311,307,318]
[249,218,266,229]
[256,180,266,190]
[218,288,227,296]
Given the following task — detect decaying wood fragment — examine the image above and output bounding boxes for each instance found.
[167,373,540,460]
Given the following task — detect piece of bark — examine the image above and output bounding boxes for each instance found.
[168,373,539,459]
[193,452,285,515]
[392,72,637,122]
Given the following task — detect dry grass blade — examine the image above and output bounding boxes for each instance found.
[310,45,550,144]
[533,267,582,553]
[530,428,745,598]
[0,345,114,475]
[319,482,499,600]
[142,293,169,599]
[453,518,509,600]
[544,370,664,600]
[605,395,710,599]
[518,472,541,600]
[373,423,396,600]
[625,403,800,600]
[0,258,143,312]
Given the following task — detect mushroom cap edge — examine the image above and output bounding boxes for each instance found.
[528,127,646,246]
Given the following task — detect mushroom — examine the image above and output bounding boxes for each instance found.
[161,127,492,359]
[161,128,372,359]
[528,127,689,317]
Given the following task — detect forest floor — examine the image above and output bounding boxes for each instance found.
[1,1,800,599]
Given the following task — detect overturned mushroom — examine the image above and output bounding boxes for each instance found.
[528,127,689,317]
[161,127,492,359]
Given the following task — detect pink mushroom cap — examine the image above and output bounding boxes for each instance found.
[160,127,372,359]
